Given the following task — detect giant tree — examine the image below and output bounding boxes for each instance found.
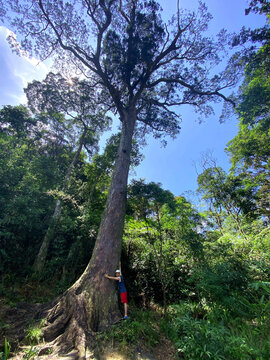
[2,0,237,356]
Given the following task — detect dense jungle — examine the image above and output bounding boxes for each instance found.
[0,0,269,359]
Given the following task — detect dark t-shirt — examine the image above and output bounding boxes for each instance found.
[117,275,127,294]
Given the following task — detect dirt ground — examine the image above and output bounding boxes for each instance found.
[0,298,177,360]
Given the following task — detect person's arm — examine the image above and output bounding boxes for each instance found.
[104,274,121,281]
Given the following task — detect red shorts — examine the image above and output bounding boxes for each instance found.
[120,291,128,304]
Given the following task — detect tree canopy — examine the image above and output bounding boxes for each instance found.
[1,1,267,358]
[2,0,236,134]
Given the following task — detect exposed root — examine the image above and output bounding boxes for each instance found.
[42,296,73,342]
[36,289,105,359]
[3,273,122,359]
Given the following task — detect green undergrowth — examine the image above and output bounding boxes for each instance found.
[1,278,269,360]
[0,338,11,360]
[25,318,46,345]
[0,275,70,306]
[97,306,162,352]
[97,296,270,360]
[162,300,270,360]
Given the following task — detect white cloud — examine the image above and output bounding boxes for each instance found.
[0,26,50,106]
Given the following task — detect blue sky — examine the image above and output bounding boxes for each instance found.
[0,0,265,200]
[133,0,266,199]
[0,27,49,106]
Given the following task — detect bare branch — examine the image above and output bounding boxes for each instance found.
[146,77,236,107]
[160,24,170,54]
[152,15,195,72]
[94,0,113,61]
[119,0,130,23]
[38,0,96,73]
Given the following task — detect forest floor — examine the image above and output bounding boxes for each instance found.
[0,297,177,360]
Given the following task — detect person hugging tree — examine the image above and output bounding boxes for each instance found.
[105,270,128,319]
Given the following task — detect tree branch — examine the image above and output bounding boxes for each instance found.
[38,0,96,73]
[147,77,236,107]
[119,0,130,24]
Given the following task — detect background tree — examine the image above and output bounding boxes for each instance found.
[0,106,74,277]
[226,7,270,221]
[127,180,176,311]
[124,180,204,310]
[245,0,270,15]
[197,165,258,239]
[25,72,111,273]
[2,0,238,355]
[226,123,270,220]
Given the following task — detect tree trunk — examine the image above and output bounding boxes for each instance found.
[39,110,136,358]
[33,129,87,273]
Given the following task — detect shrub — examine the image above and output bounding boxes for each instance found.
[164,301,270,359]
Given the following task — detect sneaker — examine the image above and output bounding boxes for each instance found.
[123,316,128,320]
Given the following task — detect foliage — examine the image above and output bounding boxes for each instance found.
[0,105,71,275]
[245,0,270,16]
[25,318,46,345]
[25,72,112,155]
[241,281,270,320]
[225,86,270,220]
[0,2,269,357]
[190,260,250,314]
[173,313,262,359]
[164,301,270,360]
[22,346,38,360]
[97,307,161,349]
[2,0,237,142]
[123,181,204,307]
[197,166,258,235]
[0,105,113,282]
[0,338,11,360]
[227,5,270,222]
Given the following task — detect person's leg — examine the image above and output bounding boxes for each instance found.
[120,292,128,318]
[124,303,128,317]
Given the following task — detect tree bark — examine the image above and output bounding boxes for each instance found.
[33,129,87,273]
[39,109,137,358]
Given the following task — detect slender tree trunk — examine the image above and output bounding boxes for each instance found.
[209,202,224,235]
[33,129,87,273]
[223,201,247,240]
[39,110,137,358]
